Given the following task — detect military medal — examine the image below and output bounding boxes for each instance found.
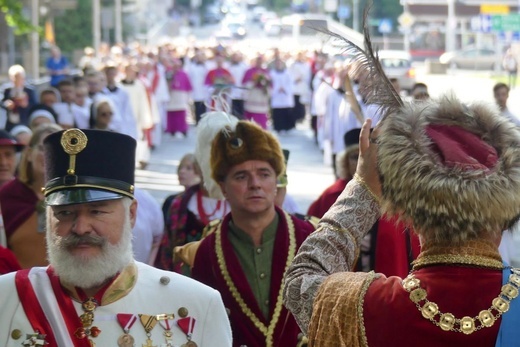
[177,316,197,347]
[117,313,138,347]
[156,313,175,346]
[139,314,158,347]
[74,298,101,346]
[22,332,47,346]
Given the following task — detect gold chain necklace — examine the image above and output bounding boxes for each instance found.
[215,211,296,347]
[402,268,520,334]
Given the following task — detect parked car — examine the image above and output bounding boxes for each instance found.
[260,11,278,25]
[223,21,247,39]
[439,47,500,70]
[378,50,416,93]
[264,19,282,36]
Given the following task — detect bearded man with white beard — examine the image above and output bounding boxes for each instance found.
[0,128,232,347]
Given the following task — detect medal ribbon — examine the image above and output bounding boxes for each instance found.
[157,314,175,331]
[177,317,196,338]
[117,314,138,333]
[139,314,158,334]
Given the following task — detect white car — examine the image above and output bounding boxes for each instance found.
[377,50,416,93]
[264,19,282,36]
[439,47,500,70]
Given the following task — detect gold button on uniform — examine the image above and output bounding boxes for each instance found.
[178,307,189,318]
[11,329,22,340]
[264,300,269,306]
[256,248,262,254]
[259,272,266,279]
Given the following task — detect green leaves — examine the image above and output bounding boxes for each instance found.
[1,0,41,35]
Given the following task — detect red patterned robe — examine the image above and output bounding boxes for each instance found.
[192,207,314,347]
[284,179,508,347]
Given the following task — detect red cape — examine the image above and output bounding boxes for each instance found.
[364,266,502,346]
[0,245,21,274]
[308,179,421,277]
[307,178,348,219]
[0,178,38,239]
[375,216,421,278]
[192,207,314,347]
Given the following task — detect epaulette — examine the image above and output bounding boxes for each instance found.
[202,219,222,238]
[292,213,320,229]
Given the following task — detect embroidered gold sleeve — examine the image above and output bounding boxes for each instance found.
[283,180,381,334]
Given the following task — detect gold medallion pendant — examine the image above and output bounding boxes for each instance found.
[117,333,135,347]
[177,315,198,346]
[116,313,139,347]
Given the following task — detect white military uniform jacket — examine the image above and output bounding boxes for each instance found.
[0,262,232,347]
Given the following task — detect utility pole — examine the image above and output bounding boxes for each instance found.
[31,0,40,80]
[115,0,123,43]
[353,0,359,31]
[93,0,101,54]
[446,0,456,52]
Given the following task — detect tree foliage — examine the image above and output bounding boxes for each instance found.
[1,0,40,35]
[54,1,93,57]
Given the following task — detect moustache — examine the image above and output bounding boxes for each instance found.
[61,234,106,249]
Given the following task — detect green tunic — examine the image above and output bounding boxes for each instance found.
[228,214,279,319]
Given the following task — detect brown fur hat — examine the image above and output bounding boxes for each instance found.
[211,120,285,184]
[378,95,520,245]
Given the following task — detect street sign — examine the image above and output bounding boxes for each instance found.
[378,18,393,34]
[398,11,415,29]
[470,14,492,32]
[480,4,509,14]
[492,14,520,32]
[498,31,520,42]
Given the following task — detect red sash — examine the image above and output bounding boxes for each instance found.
[15,269,58,346]
[46,267,91,347]
[14,267,92,347]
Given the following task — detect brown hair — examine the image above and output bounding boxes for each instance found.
[493,82,509,94]
[178,153,202,178]
[18,123,63,185]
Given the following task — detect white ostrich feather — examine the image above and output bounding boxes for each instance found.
[195,111,239,199]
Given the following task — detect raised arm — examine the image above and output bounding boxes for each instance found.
[283,120,382,332]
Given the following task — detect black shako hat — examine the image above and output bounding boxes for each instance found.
[43,129,136,206]
[343,128,362,148]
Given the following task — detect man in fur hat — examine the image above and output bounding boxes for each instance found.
[189,112,315,347]
[284,95,520,346]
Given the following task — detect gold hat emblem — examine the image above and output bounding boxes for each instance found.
[60,129,88,175]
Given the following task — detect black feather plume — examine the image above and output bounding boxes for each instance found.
[322,5,404,123]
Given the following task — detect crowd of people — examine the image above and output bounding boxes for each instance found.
[0,35,520,347]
